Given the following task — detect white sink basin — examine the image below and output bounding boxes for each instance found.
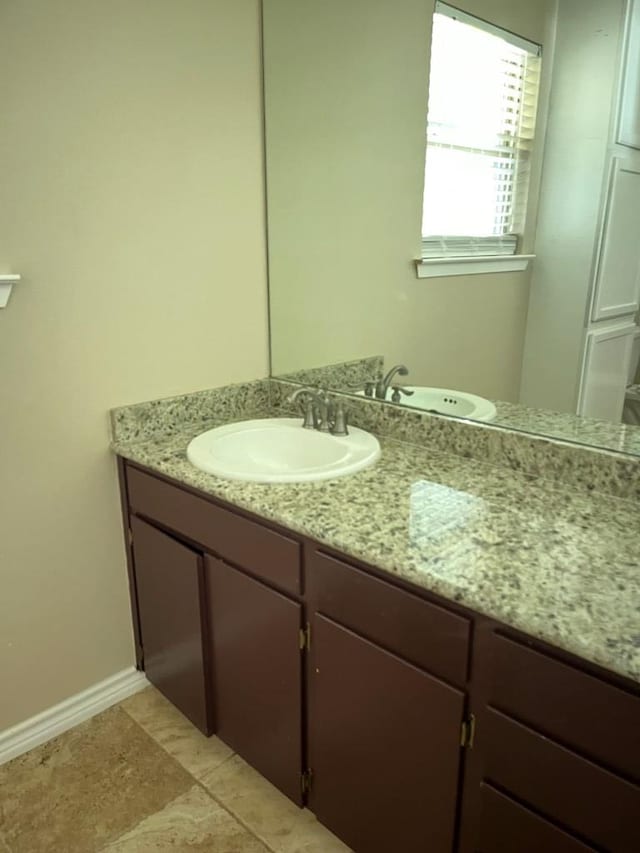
[187,418,381,483]
[358,386,497,422]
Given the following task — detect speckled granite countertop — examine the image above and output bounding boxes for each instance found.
[492,399,640,456]
[113,417,640,685]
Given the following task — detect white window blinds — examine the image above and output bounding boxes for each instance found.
[422,2,542,258]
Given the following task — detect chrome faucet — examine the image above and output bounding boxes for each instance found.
[286,387,349,435]
[375,364,414,400]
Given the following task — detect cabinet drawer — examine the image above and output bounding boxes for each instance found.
[487,632,640,781]
[477,784,595,853]
[127,466,301,595]
[308,549,470,685]
[483,709,640,853]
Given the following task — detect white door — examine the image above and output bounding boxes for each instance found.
[578,322,637,421]
[590,160,640,322]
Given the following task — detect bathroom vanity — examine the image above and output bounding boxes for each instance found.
[113,396,640,853]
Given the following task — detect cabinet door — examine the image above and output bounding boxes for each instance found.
[591,162,640,321]
[131,516,210,734]
[206,557,303,804]
[578,322,636,421]
[308,614,465,853]
[617,0,640,149]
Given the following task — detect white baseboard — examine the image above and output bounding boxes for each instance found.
[0,667,148,766]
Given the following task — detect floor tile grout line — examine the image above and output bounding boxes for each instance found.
[190,777,278,853]
[98,706,205,849]
[119,703,277,851]
[203,749,236,774]
[119,698,349,852]
[119,702,240,787]
[1,698,284,853]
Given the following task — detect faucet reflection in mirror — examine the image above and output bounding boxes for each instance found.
[365,364,413,401]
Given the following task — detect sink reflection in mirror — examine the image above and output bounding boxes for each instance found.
[357,385,497,422]
[264,0,640,457]
[277,353,640,455]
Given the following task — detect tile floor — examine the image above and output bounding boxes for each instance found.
[0,687,350,852]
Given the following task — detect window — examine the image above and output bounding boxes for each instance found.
[421,2,542,261]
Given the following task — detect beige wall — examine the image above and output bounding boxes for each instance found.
[0,0,268,730]
[266,0,550,401]
[465,0,547,42]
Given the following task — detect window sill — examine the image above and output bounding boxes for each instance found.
[415,254,535,279]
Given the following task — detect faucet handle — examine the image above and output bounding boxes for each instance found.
[286,387,311,405]
[284,386,342,433]
[331,401,349,436]
[316,390,332,432]
[391,385,414,403]
[300,398,317,429]
[390,385,415,404]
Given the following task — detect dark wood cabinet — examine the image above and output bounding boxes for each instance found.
[119,460,640,853]
[308,613,465,853]
[485,631,640,780]
[480,708,640,851]
[130,515,210,735]
[308,549,470,686]
[459,625,640,853]
[206,556,304,804]
[125,464,306,803]
[127,466,301,594]
[475,785,596,853]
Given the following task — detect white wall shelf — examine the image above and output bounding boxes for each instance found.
[0,275,21,308]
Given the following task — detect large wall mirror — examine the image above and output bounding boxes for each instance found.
[263,0,640,456]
